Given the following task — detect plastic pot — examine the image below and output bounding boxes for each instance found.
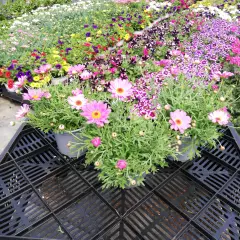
[169,137,197,162]
[54,129,86,158]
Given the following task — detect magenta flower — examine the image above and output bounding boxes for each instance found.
[23,89,45,101]
[169,110,192,134]
[91,137,101,147]
[143,47,149,57]
[109,78,132,99]
[81,101,111,127]
[154,59,172,67]
[72,88,82,96]
[16,104,30,119]
[116,159,127,170]
[211,85,219,91]
[208,109,230,126]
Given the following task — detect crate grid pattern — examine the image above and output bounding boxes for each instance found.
[0,125,239,240]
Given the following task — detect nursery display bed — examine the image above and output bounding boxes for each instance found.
[0,125,240,240]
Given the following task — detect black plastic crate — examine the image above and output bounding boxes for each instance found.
[220,173,240,211]
[125,194,188,240]
[56,191,118,240]
[183,156,234,192]
[35,166,90,211]
[15,146,66,183]
[8,129,48,160]
[156,172,213,218]
[202,138,240,170]
[22,217,70,240]
[98,221,142,240]
[0,161,29,202]
[97,185,151,216]
[0,188,49,236]
[0,125,240,240]
[177,225,210,240]
[196,198,240,240]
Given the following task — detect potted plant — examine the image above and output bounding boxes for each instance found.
[72,78,177,188]
[15,82,89,158]
[155,74,233,161]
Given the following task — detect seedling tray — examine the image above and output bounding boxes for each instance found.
[0,125,240,240]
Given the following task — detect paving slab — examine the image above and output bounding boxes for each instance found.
[0,97,23,154]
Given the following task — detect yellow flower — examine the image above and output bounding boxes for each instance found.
[71,34,76,37]
[63,66,70,71]
[33,76,40,81]
[86,37,92,42]
[30,82,41,88]
[141,24,145,29]
[97,30,102,35]
[144,9,149,13]
[124,34,130,41]
[43,75,51,83]
[53,50,59,54]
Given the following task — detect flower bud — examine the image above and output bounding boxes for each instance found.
[164,104,171,110]
[59,124,65,130]
[95,161,100,167]
[192,123,196,127]
[220,145,225,151]
[220,97,225,102]
[112,132,117,138]
[176,135,180,140]
[139,131,145,136]
[131,180,136,185]
[50,122,54,126]
[96,85,103,92]
[177,140,182,145]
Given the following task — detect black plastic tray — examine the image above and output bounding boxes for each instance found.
[0,124,240,240]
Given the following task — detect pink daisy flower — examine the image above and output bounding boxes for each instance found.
[81,101,111,127]
[80,70,92,80]
[109,78,132,99]
[23,89,45,101]
[169,110,192,134]
[68,94,87,110]
[72,88,82,96]
[208,109,230,126]
[34,64,52,74]
[15,76,27,89]
[68,65,85,75]
[16,104,30,119]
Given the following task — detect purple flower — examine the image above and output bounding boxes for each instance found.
[58,39,64,45]
[7,63,15,70]
[84,24,89,28]
[55,64,62,69]
[86,32,91,37]
[92,24,98,29]
[66,47,72,55]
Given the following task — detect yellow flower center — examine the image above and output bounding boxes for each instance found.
[92,110,101,119]
[32,95,39,99]
[116,88,124,94]
[175,119,182,126]
[75,100,82,106]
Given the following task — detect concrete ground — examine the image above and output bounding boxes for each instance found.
[0,97,23,154]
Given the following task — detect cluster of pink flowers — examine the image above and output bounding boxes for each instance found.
[227,38,240,67]
[23,89,51,101]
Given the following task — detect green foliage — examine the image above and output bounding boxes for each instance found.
[156,75,233,156]
[73,100,176,189]
[0,0,71,21]
[27,82,86,133]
